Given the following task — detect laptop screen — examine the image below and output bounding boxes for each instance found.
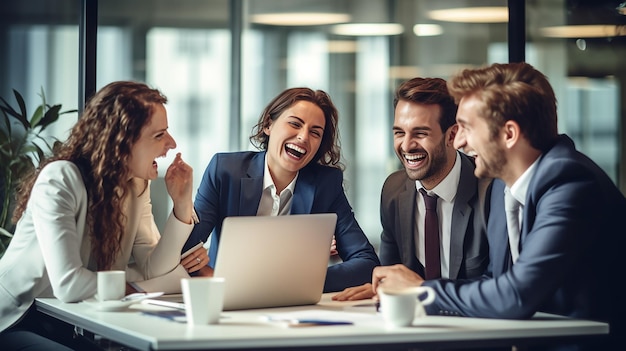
[213,213,337,310]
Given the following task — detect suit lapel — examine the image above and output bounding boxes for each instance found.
[291,168,315,214]
[487,179,510,276]
[449,154,476,279]
[399,178,419,271]
[239,152,265,216]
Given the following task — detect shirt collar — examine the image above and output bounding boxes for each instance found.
[263,154,298,194]
[508,155,542,206]
[416,152,461,203]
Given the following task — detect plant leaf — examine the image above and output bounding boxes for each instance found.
[31,137,50,163]
[0,227,13,238]
[30,104,44,128]
[39,104,62,130]
[12,90,29,129]
[1,109,11,138]
[0,96,27,129]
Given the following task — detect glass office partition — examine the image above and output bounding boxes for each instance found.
[98,0,231,229]
[240,0,511,248]
[3,0,624,249]
[0,1,80,142]
[526,0,625,186]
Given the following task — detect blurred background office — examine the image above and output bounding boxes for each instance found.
[1,0,624,252]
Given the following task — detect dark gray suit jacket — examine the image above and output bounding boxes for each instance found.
[379,151,490,279]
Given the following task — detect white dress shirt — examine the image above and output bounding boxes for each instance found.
[257,155,297,216]
[415,152,461,279]
[505,156,541,263]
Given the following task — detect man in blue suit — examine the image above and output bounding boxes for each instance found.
[183,87,379,292]
[333,77,490,301]
[372,62,626,350]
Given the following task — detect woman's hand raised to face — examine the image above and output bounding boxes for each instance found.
[165,152,194,224]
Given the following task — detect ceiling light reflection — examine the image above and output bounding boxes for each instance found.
[540,25,626,38]
[428,7,508,23]
[413,24,443,36]
[327,40,358,53]
[250,13,351,26]
[331,23,404,36]
[389,66,421,80]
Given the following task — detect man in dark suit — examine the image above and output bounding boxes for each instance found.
[334,77,491,301]
[372,62,626,350]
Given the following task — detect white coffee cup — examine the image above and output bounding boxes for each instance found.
[181,277,225,325]
[97,270,126,302]
[377,286,435,328]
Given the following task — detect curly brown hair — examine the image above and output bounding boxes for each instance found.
[12,81,167,270]
[249,87,343,170]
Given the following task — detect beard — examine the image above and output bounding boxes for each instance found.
[403,137,449,182]
[474,142,506,179]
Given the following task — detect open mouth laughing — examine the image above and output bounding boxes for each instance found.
[404,153,426,166]
[285,143,307,159]
[153,153,167,168]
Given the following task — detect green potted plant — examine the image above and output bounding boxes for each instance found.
[0,88,77,257]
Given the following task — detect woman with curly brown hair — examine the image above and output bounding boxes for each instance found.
[0,81,199,350]
[182,87,379,293]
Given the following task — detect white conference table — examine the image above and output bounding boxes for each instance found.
[35,293,609,351]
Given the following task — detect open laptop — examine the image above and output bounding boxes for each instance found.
[214,213,337,310]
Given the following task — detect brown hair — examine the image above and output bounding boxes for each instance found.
[394,77,458,133]
[249,87,343,170]
[447,62,558,152]
[13,81,167,270]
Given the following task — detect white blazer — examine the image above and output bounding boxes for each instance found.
[0,161,193,331]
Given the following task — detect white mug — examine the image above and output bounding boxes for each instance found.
[181,277,225,325]
[377,286,435,328]
[97,270,126,302]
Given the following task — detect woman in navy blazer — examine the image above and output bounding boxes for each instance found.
[183,88,379,292]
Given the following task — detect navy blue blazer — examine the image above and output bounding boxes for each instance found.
[423,135,626,348]
[183,151,380,292]
[379,152,490,279]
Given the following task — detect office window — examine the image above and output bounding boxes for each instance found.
[0,1,80,142]
[240,0,511,248]
[526,0,624,185]
[3,0,624,249]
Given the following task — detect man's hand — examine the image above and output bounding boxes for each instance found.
[372,264,425,293]
[332,283,375,301]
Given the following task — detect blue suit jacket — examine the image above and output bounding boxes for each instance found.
[423,135,626,349]
[379,152,490,279]
[183,151,380,292]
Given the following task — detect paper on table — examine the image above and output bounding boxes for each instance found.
[130,242,204,294]
[181,241,205,259]
[132,265,190,294]
[262,309,381,327]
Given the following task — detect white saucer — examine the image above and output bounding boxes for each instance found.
[83,298,136,311]
[83,292,164,311]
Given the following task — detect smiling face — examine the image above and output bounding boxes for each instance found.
[263,100,325,185]
[454,95,506,179]
[128,104,177,180]
[393,100,457,189]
